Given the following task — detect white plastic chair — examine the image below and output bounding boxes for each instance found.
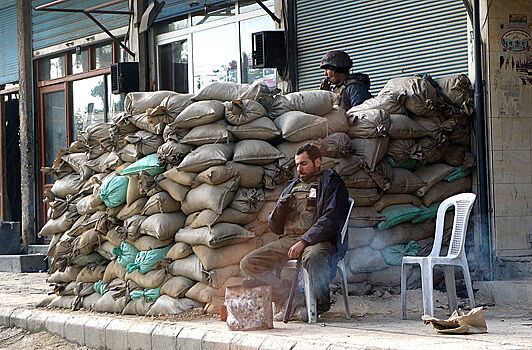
[401,193,476,319]
[287,198,354,323]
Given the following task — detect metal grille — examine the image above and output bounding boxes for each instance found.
[296,0,469,93]
[0,1,18,84]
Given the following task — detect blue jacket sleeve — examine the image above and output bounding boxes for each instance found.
[345,83,372,109]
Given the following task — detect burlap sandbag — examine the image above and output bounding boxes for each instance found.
[180,121,234,145]
[159,93,194,118]
[186,208,257,228]
[91,290,128,314]
[139,212,186,240]
[414,163,454,197]
[342,169,377,189]
[387,139,423,163]
[85,152,122,173]
[47,266,83,284]
[388,114,431,139]
[350,137,389,171]
[125,130,164,157]
[334,155,364,176]
[442,144,466,167]
[60,152,94,180]
[122,298,154,316]
[275,111,328,142]
[39,211,78,236]
[166,242,193,260]
[161,276,196,299]
[75,264,106,283]
[204,264,240,288]
[370,221,435,250]
[175,223,254,248]
[185,282,224,304]
[157,140,193,166]
[76,195,104,216]
[321,132,352,158]
[434,74,473,108]
[181,176,239,215]
[95,241,116,261]
[421,177,471,207]
[193,238,257,270]
[125,268,168,289]
[323,106,349,134]
[168,254,204,281]
[347,227,377,249]
[72,229,101,256]
[373,194,422,212]
[418,136,445,164]
[141,191,180,215]
[163,168,196,186]
[348,91,407,115]
[347,108,390,138]
[146,295,202,316]
[347,188,381,207]
[344,246,388,273]
[48,295,76,309]
[123,215,147,241]
[66,211,105,238]
[448,124,470,146]
[227,117,280,140]
[102,259,127,284]
[231,162,264,188]
[125,91,177,114]
[348,207,386,228]
[103,227,126,247]
[277,139,318,161]
[230,188,264,213]
[127,113,165,135]
[284,90,337,116]
[178,143,234,172]
[69,252,107,267]
[170,100,225,128]
[225,99,268,125]
[386,168,426,194]
[117,197,148,221]
[233,140,283,165]
[52,174,85,199]
[192,164,236,188]
[156,178,188,203]
[128,235,173,251]
[192,81,269,102]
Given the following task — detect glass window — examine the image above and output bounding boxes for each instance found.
[39,54,66,81]
[107,75,125,120]
[239,0,274,13]
[95,43,113,69]
[240,15,277,87]
[72,76,106,138]
[43,91,66,184]
[192,5,235,26]
[159,39,189,92]
[71,48,89,74]
[192,23,238,92]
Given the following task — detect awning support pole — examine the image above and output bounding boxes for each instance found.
[253,0,280,24]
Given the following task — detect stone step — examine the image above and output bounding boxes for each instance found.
[474,280,532,307]
[28,245,49,255]
[0,254,48,273]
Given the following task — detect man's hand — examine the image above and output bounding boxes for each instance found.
[288,241,307,259]
[320,77,331,91]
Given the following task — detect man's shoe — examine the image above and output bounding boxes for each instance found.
[295,306,309,322]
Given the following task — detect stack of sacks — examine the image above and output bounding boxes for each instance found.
[340,74,475,294]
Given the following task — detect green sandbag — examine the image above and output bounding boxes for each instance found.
[94,280,109,295]
[130,287,161,302]
[113,242,139,267]
[126,244,173,274]
[377,204,424,230]
[412,202,454,223]
[381,240,420,266]
[384,156,419,170]
[120,153,165,177]
[100,175,129,208]
[444,166,472,182]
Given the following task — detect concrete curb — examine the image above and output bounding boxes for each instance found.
[0,307,369,350]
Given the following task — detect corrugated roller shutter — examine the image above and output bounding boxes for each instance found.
[296,0,469,93]
[32,0,130,50]
[0,1,19,85]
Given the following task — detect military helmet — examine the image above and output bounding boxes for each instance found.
[320,50,352,74]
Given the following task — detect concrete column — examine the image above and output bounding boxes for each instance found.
[131,0,148,91]
[17,0,36,250]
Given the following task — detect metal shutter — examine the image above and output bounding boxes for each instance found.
[296,0,469,93]
[0,1,19,85]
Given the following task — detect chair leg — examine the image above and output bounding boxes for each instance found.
[401,263,408,320]
[442,265,458,315]
[420,260,434,317]
[302,267,317,323]
[461,264,476,309]
[338,260,351,319]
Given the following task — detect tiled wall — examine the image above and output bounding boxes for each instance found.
[484,0,532,256]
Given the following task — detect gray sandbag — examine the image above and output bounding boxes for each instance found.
[386,139,423,163]
[117,197,148,221]
[227,117,280,140]
[224,99,268,125]
[348,207,386,228]
[91,290,128,314]
[348,91,407,115]
[157,141,193,166]
[347,227,377,249]
[448,124,471,146]
[333,155,364,176]
[411,115,456,135]
[373,194,422,212]
[102,259,127,284]
[127,113,165,135]
[347,188,381,207]
[192,164,236,188]
[350,137,389,171]
[193,238,257,270]
[233,140,283,165]
[48,295,76,309]
[344,246,388,273]
[414,163,454,197]
[386,168,426,194]
[347,108,390,138]
[84,152,122,173]
[170,100,225,128]
[47,266,82,284]
[230,188,264,213]
[75,264,106,283]
[39,211,78,236]
[434,74,473,109]
[123,214,148,241]
[180,120,234,145]
[146,295,202,316]
[160,276,196,299]
[125,91,177,114]
[388,114,431,139]
[204,265,240,288]
[141,191,180,215]
[320,132,352,158]
[70,252,107,267]
[421,176,472,207]
[95,241,116,261]
[139,212,186,240]
[370,221,435,250]
[157,178,189,203]
[342,169,377,189]
[367,266,402,287]
[125,131,164,157]
[51,174,85,198]
[277,139,318,161]
[275,111,328,142]
[181,176,239,215]
[163,168,197,186]
[284,90,337,116]
[78,122,112,146]
[60,152,94,180]
[323,106,349,134]
[122,298,154,316]
[71,229,101,256]
[168,254,204,281]
[159,93,194,118]
[175,223,254,248]
[192,81,270,102]
[166,242,193,260]
[177,143,234,172]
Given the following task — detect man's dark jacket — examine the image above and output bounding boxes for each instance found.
[268,169,350,278]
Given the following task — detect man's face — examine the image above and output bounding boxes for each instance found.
[295,151,322,182]
[324,69,343,84]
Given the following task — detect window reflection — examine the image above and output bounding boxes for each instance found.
[107,75,125,119]
[95,43,113,69]
[72,76,106,139]
[43,91,66,184]
[159,39,189,93]
[192,23,237,92]
[39,54,66,81]
[239,0,274,13]
[71,48,89,74]
[192,5,235,25]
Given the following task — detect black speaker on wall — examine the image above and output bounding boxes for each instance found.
[252,30,286,69]
[111,62,139,94]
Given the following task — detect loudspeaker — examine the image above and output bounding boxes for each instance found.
[111,62,139,94]
[252,31,285,69]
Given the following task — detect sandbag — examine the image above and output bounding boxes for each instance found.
[373,194,422,212]
[175,223,253,248]
[348,207,386,228]
[233,140,283,165]
[386,168,426,194]
[381,241,420,266]
[60,153,93,180]
[129,235,173,251]
[166,242,193,260]
[230,188,264,214]
[139,212,186,240]
[117,197,148,221]
[421,176,472,207]
[122,298,154,316]
[103,259,127,284]
[125,130,164,157]
[71,229,101,256]
[181,176,239,215]
[344,246,388,273]
[434,74,473,108]
[442,144,466,167]
[81,292,101,310]
[284,90,337,116]
[414,163,454,197]
[444,166,472,182]
[157,141,193,166]
[388,114,431,139]
[158,178,189,202]
[123,215,147,241]
[91,290,128,313]
[384,156,419,170]
[127,244,173,274]
[49,295,76,309]
[66,212,104,238]
[146,295,202,316]
[125,91,177,114]
[170,100,224,128]
[320,132,352,158]
[370,221,435,250]
[178,143,234,172]
[412,202,448,223]
[203,265,240,288]
[120,153,165,177]
[350,137,389,171]
[323,106,349,134]
[141,191,180,215]
[333,155,363,176]
[180,121,234,145]
[185,282,224,304]
[39,211,78,236]
[342,169,376,189]
[163,168,197,186]
[387,139,423,163]
[192,81,269,102]
[104,227,126,247]
[76,264,106,283]
[127,113,165,135]
[227,117,280,140]
[69,252,107,267]
[159,93,194,118]
[347,109,390,138]
[47,266,82,284]
[168,254,204,281]
[348,91,407,115]
[231,162,264,188]
[275,111,328,142]
[84,152,122,173]
[377,204,424,230]
[160,276,196,299]
[186,208,257,228]
[347,188,381,207]
[347,227,377,249]
[225,99,268,125]
[113,242,139,267]
[193,239,257,270]
[418,136,445,163]
[192,163,236,188]
[125,268,168,289]
[51,174,85,199]
[76,195,104,216]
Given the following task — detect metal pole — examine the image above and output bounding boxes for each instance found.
[17,0,36,251]
[473,0,492,280]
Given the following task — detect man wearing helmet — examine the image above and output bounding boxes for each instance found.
[319,50,372,110]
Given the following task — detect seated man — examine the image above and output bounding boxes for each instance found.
[240,143,349,320]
